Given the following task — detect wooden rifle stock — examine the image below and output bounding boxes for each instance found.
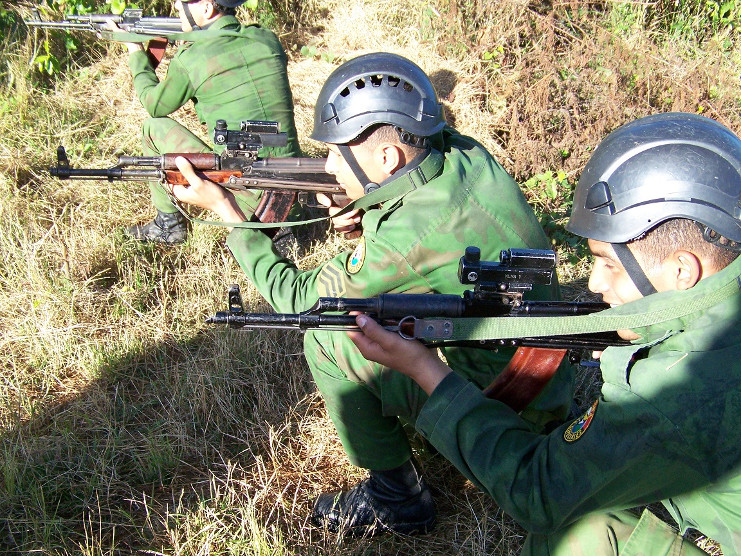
[482,347,567,412]
[144,37,169,69]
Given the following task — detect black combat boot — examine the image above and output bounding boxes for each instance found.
[126,210,188,244]
[311,459,436,537]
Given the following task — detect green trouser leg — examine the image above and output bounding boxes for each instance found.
[523,509,707,556]
[141,117,262,217]
[305,328,577,471]
[304,329,423,471]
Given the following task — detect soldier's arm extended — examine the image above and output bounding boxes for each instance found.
[413,350,714,534]
[129,47,195,117]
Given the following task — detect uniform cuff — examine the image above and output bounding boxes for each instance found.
[128,49,152,72]
[416,372,486,439]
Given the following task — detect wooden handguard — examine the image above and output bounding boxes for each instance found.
[160,153,222,170]
[482,347,567,413]
[161,170,297,230]
[163,169,241,184]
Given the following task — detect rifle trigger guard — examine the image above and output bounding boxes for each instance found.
[403,317,453,340]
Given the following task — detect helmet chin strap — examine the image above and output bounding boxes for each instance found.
[337,144,377,194]
[181,1,201,30]
[611,243,658,297]
[337,144,431,196]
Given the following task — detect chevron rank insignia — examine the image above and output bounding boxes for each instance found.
[317,264,346,297]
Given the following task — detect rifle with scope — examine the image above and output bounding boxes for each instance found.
[46,120,345,225]
[207,246,627,411]
[208,246,625,352]
[25,8,182,68]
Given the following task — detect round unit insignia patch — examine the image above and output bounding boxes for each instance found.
[563,399,599,442]
[346,238,366,274]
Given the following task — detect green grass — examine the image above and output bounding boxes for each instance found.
[1,0,738,553]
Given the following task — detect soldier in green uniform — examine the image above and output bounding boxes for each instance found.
[347,112,741,554]
[119,0,300,243]
[166,52,575,536]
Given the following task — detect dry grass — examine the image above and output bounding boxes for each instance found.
[1,0,738,553]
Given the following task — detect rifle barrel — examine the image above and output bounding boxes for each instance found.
[26,11,182,35]
[206,312,358,330]
[26,21,97,30]
[49,167,162,181]
[511,300,610,316]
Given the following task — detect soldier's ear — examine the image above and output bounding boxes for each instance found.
[203,0,217,19]
[667,250,702,291]
[375,143,403,176]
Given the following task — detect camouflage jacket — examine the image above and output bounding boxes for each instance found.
[416,251,741,551]
[226,129,575,418]
[226,129,551,310]
[127,16,300,157]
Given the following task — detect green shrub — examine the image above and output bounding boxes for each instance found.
[611,0,739,41]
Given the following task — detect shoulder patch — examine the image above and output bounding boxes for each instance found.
[563,399,599,442]
[346,238,366,275]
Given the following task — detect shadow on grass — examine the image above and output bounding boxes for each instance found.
[0,323,528,554]
[0,321,309,551]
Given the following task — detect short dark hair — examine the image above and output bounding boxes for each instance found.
[211,1,236,16]
[630,218,739,271]
[350,124,427,160]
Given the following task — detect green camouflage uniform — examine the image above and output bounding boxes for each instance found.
[226,129,575,471]
[128,15,301,215]
[415,252,741,554]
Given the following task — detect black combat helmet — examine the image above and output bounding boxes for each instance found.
[567,112,741,296]
[182,0,247,6]
[567,112,741,246]
[311,52,445,145]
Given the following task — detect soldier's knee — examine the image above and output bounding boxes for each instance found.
[141,117,172,154]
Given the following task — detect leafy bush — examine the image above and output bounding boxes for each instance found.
[611,0,739,41]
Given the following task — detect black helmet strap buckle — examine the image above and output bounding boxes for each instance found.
[337,144,377,194]
[394,127,428,149]
[696,222,741,253]
[611,243,658,297]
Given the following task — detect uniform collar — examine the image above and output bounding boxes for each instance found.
[204,14,241,31]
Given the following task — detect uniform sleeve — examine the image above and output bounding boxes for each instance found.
[415,366,711,535]
[128,49,195,118]
[226,224,424,314]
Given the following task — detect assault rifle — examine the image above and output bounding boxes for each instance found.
[47,120,345,225]
[25,8,182,68]
[207,247,627,411]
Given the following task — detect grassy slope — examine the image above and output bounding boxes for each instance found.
[1,0,738,553]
